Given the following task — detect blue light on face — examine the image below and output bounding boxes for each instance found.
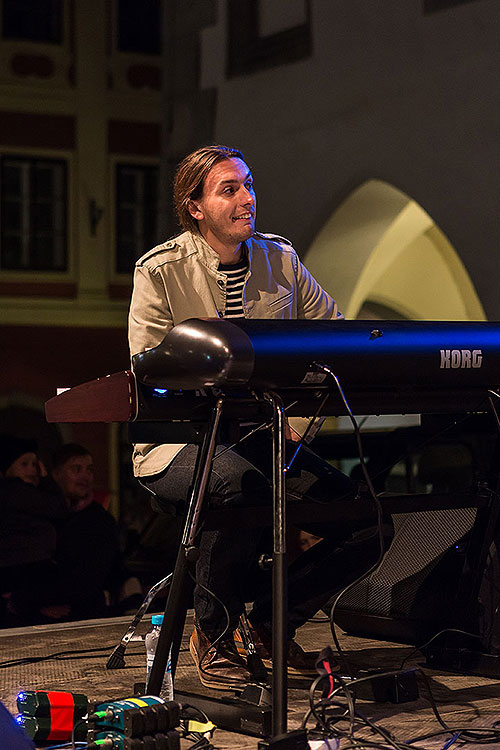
[17,692,25,702]
[15,715,24,724]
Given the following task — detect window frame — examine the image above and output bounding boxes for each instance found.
[227,0,312,78]
[0,148,73,281]
[1,0,64,45]
[112,158,161,278]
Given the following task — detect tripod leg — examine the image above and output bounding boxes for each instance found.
[107,572,173,669]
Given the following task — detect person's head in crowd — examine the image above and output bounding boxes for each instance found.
[52,443,94,510]
[0,433,42,486]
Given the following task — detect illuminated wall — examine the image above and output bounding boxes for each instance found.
[195,0,500,320]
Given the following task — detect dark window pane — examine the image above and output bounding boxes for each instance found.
[33,203,52,231]
[2,0,63,43]
[118,0,161,54]
[2,165,21,194]
[116,163,159,273]
[144,208,157,235]
[33,166,54,196]
[32,236,52,266]
[119,172,138,202]
[1,235,22,268]
[118,207,135,237]
[3,201,22,230]
[0,156,67,270]
[144,176,157,202]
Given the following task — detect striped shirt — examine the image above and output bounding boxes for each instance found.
[218,256,248,319]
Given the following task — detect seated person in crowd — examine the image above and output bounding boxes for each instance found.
[0,434,69,625]
[52,443,142,619]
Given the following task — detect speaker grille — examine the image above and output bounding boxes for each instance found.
[335,507,476,636]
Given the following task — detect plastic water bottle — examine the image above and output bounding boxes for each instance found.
[145,614,173,701]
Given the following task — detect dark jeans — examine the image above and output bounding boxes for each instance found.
[143,433,383,640]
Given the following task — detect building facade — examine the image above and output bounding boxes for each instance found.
[163,0,499,320]
[0,0,163,506]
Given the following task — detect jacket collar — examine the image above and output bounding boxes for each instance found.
[187,230,254,271]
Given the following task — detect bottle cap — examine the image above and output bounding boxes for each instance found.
[151,614,164,625]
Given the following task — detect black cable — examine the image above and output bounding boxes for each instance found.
[0,645,124,669]
[212,394,307,462]
[399,627,482,670]
[70,717,88,750]
[184,737,214,750]
[180,702,212,725]
[284,391,331,472]
[310,364,388,677]
[303,659,500,749]
[324,672,411,750]
[317,370,499,687]
[416,667,500,744]
[487,391,500,432]
[180,701,216,749]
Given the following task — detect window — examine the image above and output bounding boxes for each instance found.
[116,164,159,274]
[1,156,67,271]
[118,0,161,54]
[2,0,63,44]
[227,0,311,77]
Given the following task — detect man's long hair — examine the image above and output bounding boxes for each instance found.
[173,145,244,234]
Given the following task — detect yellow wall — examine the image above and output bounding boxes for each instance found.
[304,180,486,323]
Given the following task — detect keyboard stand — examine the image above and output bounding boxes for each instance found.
[146,390,290,738]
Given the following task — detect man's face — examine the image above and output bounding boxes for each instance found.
[6,452,39,486]
[189,157,256,251]
[53,454,94,508]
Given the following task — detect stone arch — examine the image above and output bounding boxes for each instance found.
[303,180,486,322]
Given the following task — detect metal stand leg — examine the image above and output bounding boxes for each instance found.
[264,391,288,736]
[107,572,173,669]
[147,397,224,696]
[147,390,290,740]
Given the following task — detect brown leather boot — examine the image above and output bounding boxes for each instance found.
[190,625,252,690]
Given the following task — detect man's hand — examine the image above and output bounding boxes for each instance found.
[38,459,48,480]
[285,420,302,442]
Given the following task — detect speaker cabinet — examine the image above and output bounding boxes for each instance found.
[334,506,477,644]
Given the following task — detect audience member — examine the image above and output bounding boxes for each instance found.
[0,434,69,625]
[52,443,142,619]
[2,436,44,486]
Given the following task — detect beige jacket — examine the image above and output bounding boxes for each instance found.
[128,230,342,477]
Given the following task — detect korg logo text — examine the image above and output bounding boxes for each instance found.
[440,349,482,369]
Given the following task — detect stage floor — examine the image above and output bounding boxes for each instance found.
[1,612,500,749]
